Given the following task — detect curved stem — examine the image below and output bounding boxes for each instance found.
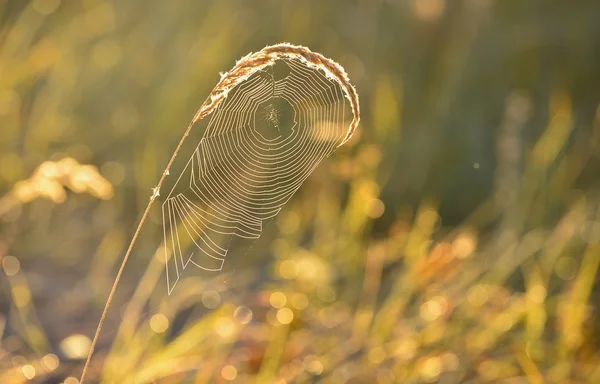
[79,121,194,384]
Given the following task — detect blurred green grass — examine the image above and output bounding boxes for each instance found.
[1,0,600,383]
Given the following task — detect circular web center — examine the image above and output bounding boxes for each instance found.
[254,97,295,141]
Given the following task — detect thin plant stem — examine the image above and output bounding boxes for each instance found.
[79,120,195,384]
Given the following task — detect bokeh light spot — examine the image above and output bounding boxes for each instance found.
[41,353,59,372]
[59,334,91,359]
[528,284,547,304]
[221,365,238,381]
[202,290,221,309]
[215,317,236,338]
[556,256,577,280]
[304,356,323,375]
[276,308,294,324]
[420,296,448,321]
[2,255,20,276]
[452,230,477,259]
[270,291,287,308]
[279,259,298,279]
[291,293,309,310]
[234,306,253,324]
[21,364,36,379]
[421,356,442,382]
[150,314,169,333]
[366,198,385,219]
[316,286,336,303]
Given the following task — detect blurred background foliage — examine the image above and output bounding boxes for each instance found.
[1,0,600,383]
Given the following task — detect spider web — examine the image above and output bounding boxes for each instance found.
[162,57,351,294]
